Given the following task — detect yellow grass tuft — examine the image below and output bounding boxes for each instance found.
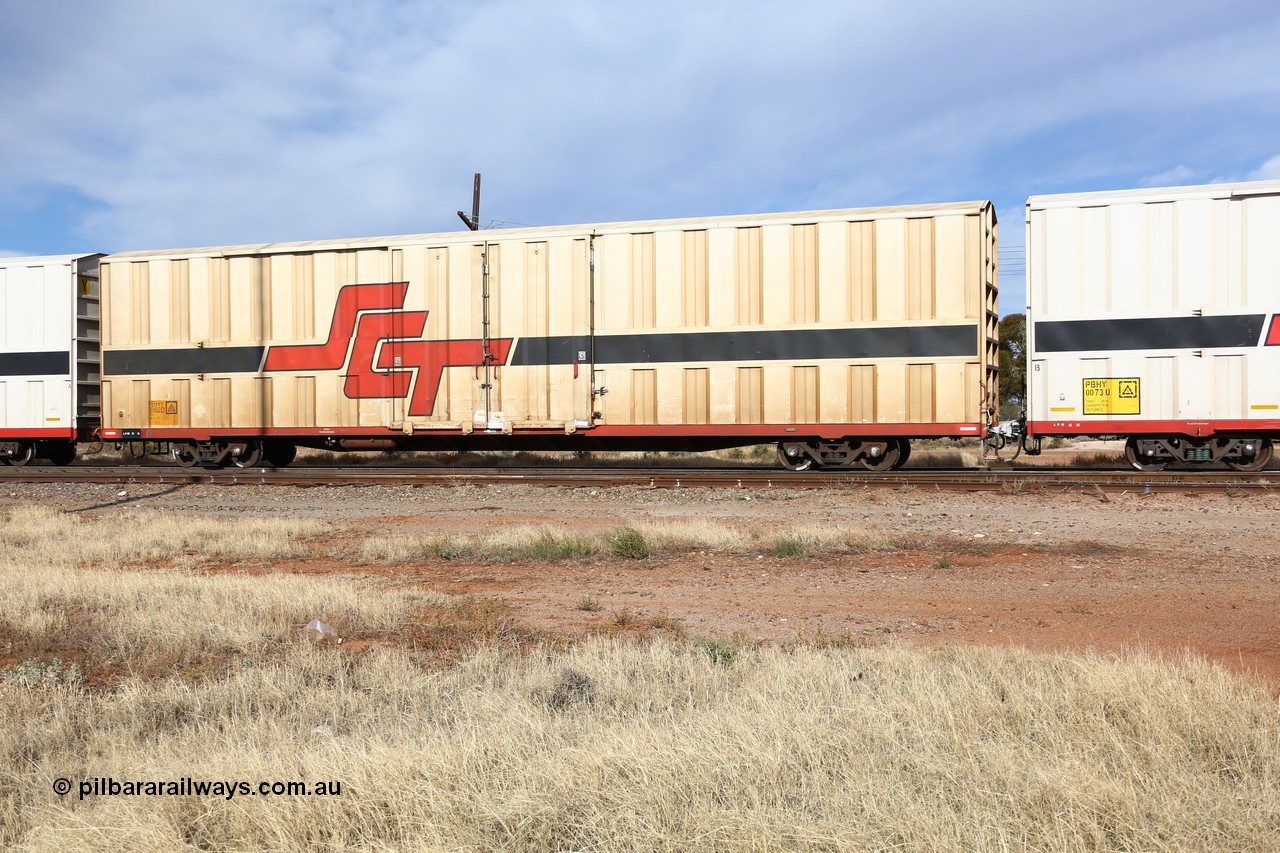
[1,639,1277,851]
[350,519,943,565]
[0,505,329,567]
[0,506,434,681]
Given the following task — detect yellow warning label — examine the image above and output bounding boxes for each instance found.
[1082,378,1140,416]
[149,400,180,427]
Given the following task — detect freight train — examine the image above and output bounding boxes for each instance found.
[2,178,1277,471]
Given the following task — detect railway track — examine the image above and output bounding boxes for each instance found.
[2,464,1277,492]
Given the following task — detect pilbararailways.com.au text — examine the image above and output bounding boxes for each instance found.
[54,777,343,801]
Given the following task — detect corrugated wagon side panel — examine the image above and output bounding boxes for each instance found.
[1243,193,1280,304]
[734,227,763,325]
[1,258,83,436]
[761,364,792,423]
[760,224,792,324]
[905,218,934,320]
[1175,199,1214,311]
[736,367,763,423]
[876,363,908,422]
[655,231,681,329]
[873,218,907,322]
[935,215,967,320]
[848,365,876,422]
[847,221,875,322]
[1028,180,1280,432]
[816,221,848,323]
[709,365,736,423]
[818,363,849,422]
[791,224,818,324]
[420,245,453,420]
[655,366,683,424]
[681,230,708,328]
[98,201,993,442]
[589,208,990,431]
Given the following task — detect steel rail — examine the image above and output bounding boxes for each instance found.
[1,465,1277,491]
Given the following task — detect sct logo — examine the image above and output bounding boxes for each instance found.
[263,282,511,417]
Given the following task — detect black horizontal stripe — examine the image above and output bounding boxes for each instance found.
[100,324,979,377]
[0,351,69,376]
[1035,315,1265,353]
[511,325,978,366]
[104,346,266,376]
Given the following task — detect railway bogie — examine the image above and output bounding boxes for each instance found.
[776,437,910,471]
[171,439,294,469]
[1122,435,1273,472]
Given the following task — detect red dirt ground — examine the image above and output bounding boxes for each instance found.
[7,480,1279,685]
[247,541,1280,684]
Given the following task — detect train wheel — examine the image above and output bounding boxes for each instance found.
[777,442,814,472]
[263,441,297,468]
[3,441,36,466]
[44,442,77,466]
[230,441,264,468]
[1124,437,1167,472]
[171,441,200,468]
[1225,439,1273,472]
[892,439,911,470]
[859,440,902,472]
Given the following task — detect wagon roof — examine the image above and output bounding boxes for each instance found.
[0,252,104,268]
[104,200,993,261]
[1027,178,1280,210]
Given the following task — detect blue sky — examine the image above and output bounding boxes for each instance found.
[2,1,1278,316]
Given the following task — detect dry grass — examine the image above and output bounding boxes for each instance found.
[904,448,981,468]
[1070,450,1128,468]
[2,638,1277,851]
[0,506,433,682]
[0,505,329,567]
[352,520,964,565]
[2,506,1276,850]
[1015,449,1128,469]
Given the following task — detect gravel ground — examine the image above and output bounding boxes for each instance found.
[5,479,1278,682]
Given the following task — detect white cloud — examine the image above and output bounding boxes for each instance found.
[2,1,1280,255]
[1248,154,1280,180]
[1140,165,1198,187]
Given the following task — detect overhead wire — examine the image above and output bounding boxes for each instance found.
[480,218,535,230]
[998,243,1025,276]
